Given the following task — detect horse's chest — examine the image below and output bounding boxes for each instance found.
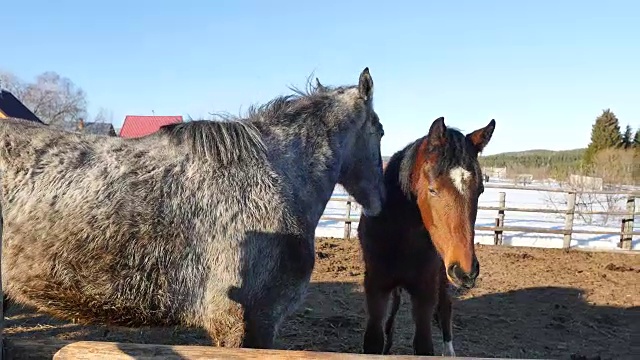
[386,234,439,277]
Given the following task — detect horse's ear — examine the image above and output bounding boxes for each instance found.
[427,116,446,146]
[358,67,374,101]
[466,119,496,153]
[315,77,326,92]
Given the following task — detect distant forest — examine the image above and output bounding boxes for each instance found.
[382,148,588,180]
[383,145,637,184]
[381,149,586,171]
[478,148,586,179]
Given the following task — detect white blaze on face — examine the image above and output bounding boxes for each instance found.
[449,167,472,196]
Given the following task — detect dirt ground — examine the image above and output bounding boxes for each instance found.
[5,237,640,359]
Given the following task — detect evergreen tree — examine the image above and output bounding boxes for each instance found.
[634,128,640,149]
[621,125,633,149]
[583,109,623,164]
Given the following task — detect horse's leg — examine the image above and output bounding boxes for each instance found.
[242,277,313,350]
[409,287,437,355]
[436,277,455,357]
[240,310,277,349]
[242,233,315,349]
[383,287,402,354]
[239,283,310,350]
[362,273,391,354]
[203,302,279,349]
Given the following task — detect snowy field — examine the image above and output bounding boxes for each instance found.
[315,179,640,251]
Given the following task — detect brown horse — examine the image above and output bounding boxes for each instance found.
[357,116,495,356]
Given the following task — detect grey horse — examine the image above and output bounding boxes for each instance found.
[0,67,385,348]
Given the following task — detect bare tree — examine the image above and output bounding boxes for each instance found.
[0,70,88,126]
[591,148,638,186]
[542,149,633,226]
[92,107,114,123]
[0,71,27,98]
[542,185,625,226]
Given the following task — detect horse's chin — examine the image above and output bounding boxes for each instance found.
[361,206,381,217]
[445,274,477,296]
[361,195,384,217]
[446,274,462,288]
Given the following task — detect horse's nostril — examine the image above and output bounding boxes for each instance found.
[446,263,455,277]
[447,261,479,288]
[447,263,463,281]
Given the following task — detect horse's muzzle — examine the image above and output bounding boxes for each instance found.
[447,257,480,289]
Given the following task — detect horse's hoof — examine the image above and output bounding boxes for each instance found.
[442,341,456,357]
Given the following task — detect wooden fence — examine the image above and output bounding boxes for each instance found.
[2,339,537,359]
[324,184,640,251]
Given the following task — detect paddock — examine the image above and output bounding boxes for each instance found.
[3,237,638,359]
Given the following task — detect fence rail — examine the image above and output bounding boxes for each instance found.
[2,339,534,359]
[323,184,639,250]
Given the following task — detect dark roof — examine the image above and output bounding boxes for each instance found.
[53,120,117,137]
[119,115,183,138]
[0,89,43,123]
[84,122,116,136]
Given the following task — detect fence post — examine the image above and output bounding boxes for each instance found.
[620,196,635,250]
[343,197,353,240]
[563,191,577,249]
[494,192,506,245]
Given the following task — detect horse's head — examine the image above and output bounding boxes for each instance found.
[411,116,495,289]
[321,68,385,217]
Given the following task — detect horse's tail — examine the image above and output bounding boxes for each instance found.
[383,287,402,354]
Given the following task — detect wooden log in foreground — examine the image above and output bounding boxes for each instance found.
[3,339,537,360]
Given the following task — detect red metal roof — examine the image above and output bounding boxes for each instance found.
[119,115,183,138]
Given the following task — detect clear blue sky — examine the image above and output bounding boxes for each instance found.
[3,0,639,156]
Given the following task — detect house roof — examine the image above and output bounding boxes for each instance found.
[53,120,117,136]
[0,89,43,123]
[84,122,116,136]
[119,115,183,138]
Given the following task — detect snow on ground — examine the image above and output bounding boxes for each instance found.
[315,179,640,251]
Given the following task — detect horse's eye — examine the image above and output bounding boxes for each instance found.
[429,188,438,196]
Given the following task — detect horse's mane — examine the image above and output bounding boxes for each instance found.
[158,120,267,165]
[395,137,423,198]
[158,76,359,166]
[222,76,357,126]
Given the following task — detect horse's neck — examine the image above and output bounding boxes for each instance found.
[383,144,424,227]
[266,124,348,229]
